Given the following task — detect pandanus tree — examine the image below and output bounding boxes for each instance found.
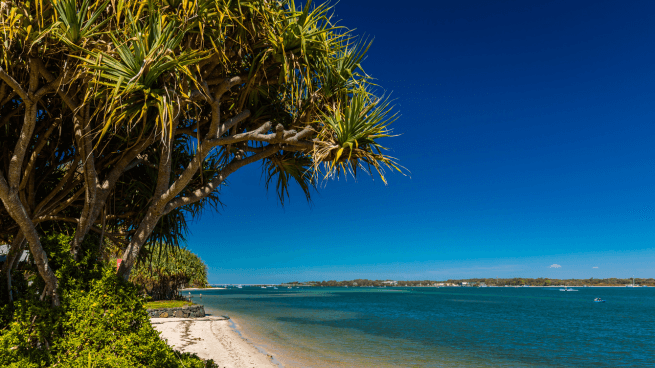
[130,243,209,300]
[0,0,402,306]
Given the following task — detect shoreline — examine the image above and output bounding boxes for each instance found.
[179,287,226,291]
[151,316,279,368]
[227,317,285,367]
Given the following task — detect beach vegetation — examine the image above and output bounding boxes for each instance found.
[0,235,214,367]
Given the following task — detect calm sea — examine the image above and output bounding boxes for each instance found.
[189,287,655,367]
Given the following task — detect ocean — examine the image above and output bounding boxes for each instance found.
[189,287,655,367]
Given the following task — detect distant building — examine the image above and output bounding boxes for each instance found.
[382,280,398,286]
[461,282,468,286]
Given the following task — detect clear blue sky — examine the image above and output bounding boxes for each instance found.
[188,0,655,284]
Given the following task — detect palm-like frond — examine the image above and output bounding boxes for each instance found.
[81,11,206,140]
[319,38,373,100]
[263,152,315,204]
[52,0,110,44]
[314,92,402,183]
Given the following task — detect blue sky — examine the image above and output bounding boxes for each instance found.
[188,0,655,283]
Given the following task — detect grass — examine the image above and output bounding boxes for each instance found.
[144,300,194,309]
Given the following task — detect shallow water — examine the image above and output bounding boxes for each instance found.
[191,287,655,367]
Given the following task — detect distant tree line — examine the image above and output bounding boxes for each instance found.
[288,277,655,287]
[447,277,655,286]
[289,279,448,287]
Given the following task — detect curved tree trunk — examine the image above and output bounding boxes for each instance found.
[0,185,59,305]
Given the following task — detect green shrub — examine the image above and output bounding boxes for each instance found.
[0,234,215,368]
[144,300,194,309]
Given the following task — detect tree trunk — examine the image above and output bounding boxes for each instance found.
[1,233,24,302]
[0,179,60,306]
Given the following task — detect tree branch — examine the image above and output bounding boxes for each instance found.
[212,76,245,100]
[19,119,63,191]
[7,97,37,190]
[124,154,157,171]
[70,135,155,257]
[163,145,279,214]
[116,144,279,280]
[154,117,179,199]
[0,91,17,106]
[211,109,250,139]
[205,123,314,148]
[0,67,29,101]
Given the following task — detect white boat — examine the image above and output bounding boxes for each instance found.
[559,286,578,291]
[626,276,636,287]
[237,285,242,289]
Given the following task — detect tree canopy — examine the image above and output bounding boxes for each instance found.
[0,0,401,305]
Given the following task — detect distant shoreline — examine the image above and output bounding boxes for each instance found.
[179,287,226,291]
[297,285,651,288]
[478,285,648,288]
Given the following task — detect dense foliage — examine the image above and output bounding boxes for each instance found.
[0,234,214,367]
[130,244,209,300]
[0,270,215,368]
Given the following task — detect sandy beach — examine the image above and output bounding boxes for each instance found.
[151,316,278,368]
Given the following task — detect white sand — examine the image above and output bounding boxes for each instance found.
[151,316,278,368]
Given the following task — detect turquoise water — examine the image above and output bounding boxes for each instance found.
[190,287,655,367]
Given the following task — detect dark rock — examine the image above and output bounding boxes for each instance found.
[147,305,206,318]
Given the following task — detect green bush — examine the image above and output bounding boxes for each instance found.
[0,268,215,367]
[0,233,215,368]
